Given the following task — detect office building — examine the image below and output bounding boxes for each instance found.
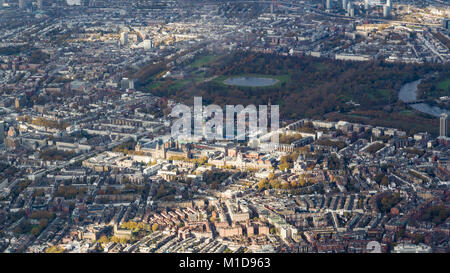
[326,0,332,10]
[442,18,450,30]
[342,0,348,11]
[440,113,448,138]
[349,7,355,17]
[0,121,4,144]
[347,1,353,15]
[383,5,391,18]
[120,78,134,90]
[143,39,153,50]
[67,0,82,5]
[120,31,128,45]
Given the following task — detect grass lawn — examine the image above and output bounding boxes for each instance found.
[345,113,371,120]
[189,55,220,68]
[376,89,391,99]
[399,110,415,117]
[437,78,450,90]
[143,81,163,90]
[314,62,330,71]
[167,80,191,91]
[144,55,221,91]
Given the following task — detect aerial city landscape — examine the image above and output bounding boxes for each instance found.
[0,0,449,254]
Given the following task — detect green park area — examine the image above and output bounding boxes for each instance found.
[437,78,450,91]
[189,54,220,68]
[134,51,448,135]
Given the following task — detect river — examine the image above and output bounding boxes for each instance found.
[398,79,450,117]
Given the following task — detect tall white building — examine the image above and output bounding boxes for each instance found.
[326,0,332,10]
[19,0,25,9]
[120,32,128,46]
[342,0,348,11]
[383,4,391,18]
[345,1,355,17]
[349,7,355,17]
[143,39,153,50]
[386,0,392,9]
[440,113,448,138]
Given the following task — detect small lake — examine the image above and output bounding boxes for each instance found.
[398,79,449,117]
[223,76,279,87]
